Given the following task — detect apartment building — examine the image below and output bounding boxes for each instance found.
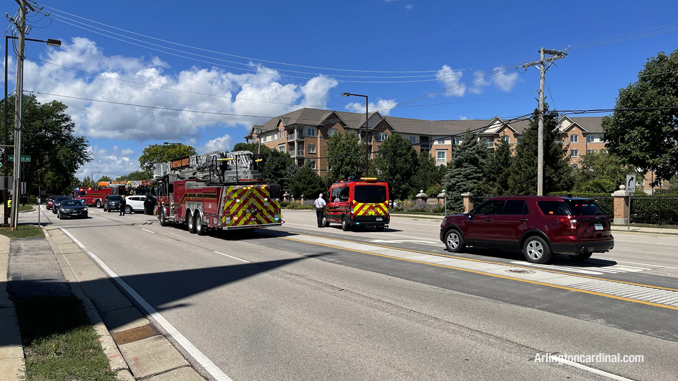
[245,107,658,192]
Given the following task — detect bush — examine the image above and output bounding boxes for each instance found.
[280,201,290,208]
[426,184,443,198]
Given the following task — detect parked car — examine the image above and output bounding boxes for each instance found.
[46,195,59,210]
[439,196,614,264]
[124,195,147,214]
[103,195,122,212]
[58,199,88,219]
[51,196,73,215]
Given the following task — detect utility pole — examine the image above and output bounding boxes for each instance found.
[520,47,567,196]
[11,0,28,229]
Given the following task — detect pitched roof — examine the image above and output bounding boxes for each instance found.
[384,116,486,137]
[258,108,333,132]
[569,117,605,133]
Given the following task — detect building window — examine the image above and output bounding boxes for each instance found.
[517,137,522,143]
[570,134,579,143]
[503,135,510,143]
[587,149,595,154]
[280,130,285,139]
[278,145,285,152]
[570,149,579,157]
[454,137,463,145]
[309,161,316,169]
[307,127,317,137]
[586,135,595,143]
[378,132,388,142]
[485,138,494,148]
[436,150,447,162]
[308,143,316,154]
[329,128,337,136]
[409,136,417,144]
[437,138,446,145]
[571,164,579,169]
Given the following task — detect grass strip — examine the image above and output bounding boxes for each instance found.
[13,296,117,381]
[0,225,44,239]
[19,205,34,212]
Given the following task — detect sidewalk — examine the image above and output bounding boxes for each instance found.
[1,218,206,380]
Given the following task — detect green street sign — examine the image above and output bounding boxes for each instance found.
[7,155,30,162]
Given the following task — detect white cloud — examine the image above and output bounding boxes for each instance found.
[436,65,465,97]
[459,115,468,120]
[22,38,338,142]
[405,4,413,10]
[345,99,397,116]
[493,67,519,92]
[384,0,397,2]
[469,71,490,94]
[77,145,140,180]
[200,134,233,154]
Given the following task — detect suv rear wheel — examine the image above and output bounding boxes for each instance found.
[444,229,465,252]
[523,236,552,264]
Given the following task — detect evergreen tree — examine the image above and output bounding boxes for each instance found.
[443,132,489,213]
[507,106,574,195]
[475,136,512,196]
[374,133,418,200]
[326,131,367,184]
[289,164,325,200]
[411,150,440,198]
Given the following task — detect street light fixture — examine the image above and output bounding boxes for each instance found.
[4,35,61,228]
[342,92,370,177]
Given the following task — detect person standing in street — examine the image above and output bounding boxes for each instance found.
[314,193,326,228]
[119,195,126,216]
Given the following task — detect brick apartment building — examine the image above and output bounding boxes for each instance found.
[245,108,659,193]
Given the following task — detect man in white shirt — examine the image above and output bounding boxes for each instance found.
[314,193,327,228]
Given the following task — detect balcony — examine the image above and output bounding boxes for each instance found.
[287,131,305,142]
[290,149,305,158]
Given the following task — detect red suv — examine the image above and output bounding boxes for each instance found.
[439,196,614,263]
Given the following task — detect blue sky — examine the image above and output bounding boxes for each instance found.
[4,0,678,180]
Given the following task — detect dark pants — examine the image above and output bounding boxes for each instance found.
[316,208,324,227]
[120,205,126,216]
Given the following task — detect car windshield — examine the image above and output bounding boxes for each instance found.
[354,185,387,203]
[108,195,122,201]
[566,199,605,215]
[61,200,80,207]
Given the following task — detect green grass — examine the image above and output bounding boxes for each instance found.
[19,205,34,212]
[14,296,117,381]
[0,225,44,239]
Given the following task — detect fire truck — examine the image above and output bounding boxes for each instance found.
[153,150,282,235]
[75,187,112,207]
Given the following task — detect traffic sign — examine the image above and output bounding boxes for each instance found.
[7,155,31,162]
[626,174,636,193]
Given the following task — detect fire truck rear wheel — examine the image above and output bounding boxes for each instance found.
[187,212,196,233]
[195,213,206,235]
[341,217,350,231]
[159,210,168,226]
[96,200,102,208]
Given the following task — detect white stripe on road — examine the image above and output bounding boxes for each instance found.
[214,251,250,263]
[60,228,234,381]
[141,228,155,234]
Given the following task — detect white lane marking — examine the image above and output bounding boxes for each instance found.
[370,239,439,244]
[546,355,634,381]
[214,251,250,263]
[510,262,603,275]
[60,228,233,381]
[613,260,678,271]
[615,239,678,247]
[141,228,155,234]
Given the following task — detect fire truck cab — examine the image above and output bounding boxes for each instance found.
[323,177,390,231]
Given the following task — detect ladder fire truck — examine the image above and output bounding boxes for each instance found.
[153,150,283,235]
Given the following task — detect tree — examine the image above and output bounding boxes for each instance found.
[475,136,512,196]
[0,94,91,196]
[99,175,112,182]
[325,131,368,184]
[262,149,296,191]
[232,142,272,156]
[411,150,440,199]
[443,132,489,213]
[574,150,634,192]
[138,143,197,177]
[81,176,95,189]
[508,106,574,195]
[288,164,325,200]
[603,49,678,185]
[373,133,418,200]
[116,171,149,181]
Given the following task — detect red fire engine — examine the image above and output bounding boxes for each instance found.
[75,187,111,207]
[154,150,282,235]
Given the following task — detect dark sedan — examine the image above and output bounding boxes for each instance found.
[58,199,89,219]
[52,196,73,214]
[103,195,122,212]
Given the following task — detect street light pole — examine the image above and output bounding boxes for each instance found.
[342,92,369,177]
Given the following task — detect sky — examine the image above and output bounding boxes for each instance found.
[3,0,678,180]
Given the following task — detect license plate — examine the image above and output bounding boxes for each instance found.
[594,223,603,231]
[376,217,383,221]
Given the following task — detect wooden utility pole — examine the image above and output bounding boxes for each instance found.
[11,0,28,229]
[521,47,567,196]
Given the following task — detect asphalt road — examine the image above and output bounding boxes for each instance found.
[20,207,678,380]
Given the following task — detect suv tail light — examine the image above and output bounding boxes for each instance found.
[558,217,577,229]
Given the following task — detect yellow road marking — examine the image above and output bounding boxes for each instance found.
[280,234,678,311]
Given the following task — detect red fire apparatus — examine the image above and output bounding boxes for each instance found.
[75,187,112,207]
[154,150,282,235]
